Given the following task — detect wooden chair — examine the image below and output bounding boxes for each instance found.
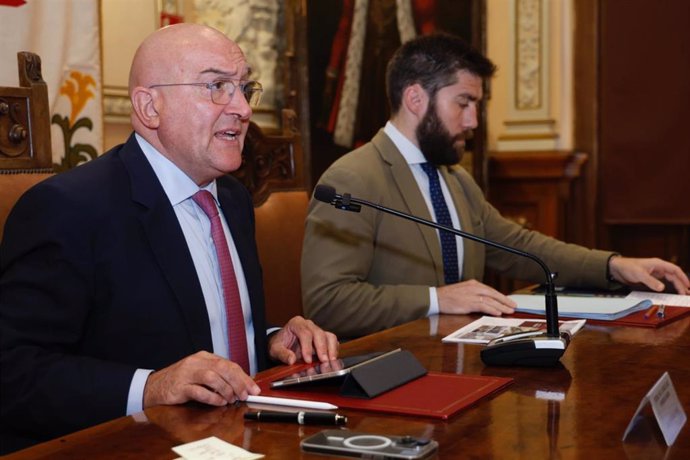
[231,110,309,326]
[1,52,54,240]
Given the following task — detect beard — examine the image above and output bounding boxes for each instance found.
[416,101,467,166]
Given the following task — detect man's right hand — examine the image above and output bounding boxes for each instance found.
[143,351,260,408]
[437,279,517,316]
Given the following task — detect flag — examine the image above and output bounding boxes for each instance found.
[0,0,102,170]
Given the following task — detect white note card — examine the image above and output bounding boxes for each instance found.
[649,372,687,445]
[172,436,264,460]
[623,372,687,446]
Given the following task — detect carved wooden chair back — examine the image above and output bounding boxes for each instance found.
[230,110,309,326]
[1,52,55,241]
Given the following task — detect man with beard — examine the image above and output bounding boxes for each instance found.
[300,33,689,339]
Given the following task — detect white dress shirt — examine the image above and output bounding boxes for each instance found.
[383,122,465,315]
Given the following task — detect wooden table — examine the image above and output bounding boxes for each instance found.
[5,314,690,459]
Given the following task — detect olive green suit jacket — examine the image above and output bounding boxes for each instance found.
[301,130,614,338]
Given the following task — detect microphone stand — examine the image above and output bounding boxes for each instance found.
[316,185,567,367]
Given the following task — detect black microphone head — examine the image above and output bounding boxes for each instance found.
[314,185,337,203]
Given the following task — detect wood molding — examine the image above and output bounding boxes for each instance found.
[489,150,587,180]
[488,150,587,238]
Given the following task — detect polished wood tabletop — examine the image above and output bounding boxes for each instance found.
[5,314,690,459]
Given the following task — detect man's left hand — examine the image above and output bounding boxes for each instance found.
[609,256,690,294]
[268,316,339,365]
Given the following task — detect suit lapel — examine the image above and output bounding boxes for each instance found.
[120,135,213,352]
[372,131,445,284]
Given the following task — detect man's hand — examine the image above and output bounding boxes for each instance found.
[143,351,260,409]
[268,316,339,365]
[609,256,690,294]
[437,279,517,316]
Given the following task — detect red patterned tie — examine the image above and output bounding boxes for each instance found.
[192,190,250,373]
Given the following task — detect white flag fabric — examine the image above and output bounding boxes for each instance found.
[0,0,102,170]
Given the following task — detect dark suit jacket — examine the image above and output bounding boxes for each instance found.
[302,130,615,338]
[0,134,269,451]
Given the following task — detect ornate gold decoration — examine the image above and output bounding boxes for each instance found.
[516,0,542,110]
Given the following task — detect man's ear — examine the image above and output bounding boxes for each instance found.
[401,83,428,119]
[130,87,160,129]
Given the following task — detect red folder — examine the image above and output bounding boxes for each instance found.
[255,367,513,420]
[514,305,690,328]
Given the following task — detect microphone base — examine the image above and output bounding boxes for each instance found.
[480,334,567,367]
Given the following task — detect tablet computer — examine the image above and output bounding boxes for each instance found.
[270,348,401,389]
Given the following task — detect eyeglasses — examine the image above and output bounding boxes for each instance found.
[148,80,263,107]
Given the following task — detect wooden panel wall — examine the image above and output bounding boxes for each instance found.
[599,0,690,225]
[574,0,690,270]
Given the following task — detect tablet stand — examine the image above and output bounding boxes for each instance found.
[339,350,427,398]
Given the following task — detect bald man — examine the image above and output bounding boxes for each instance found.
[0,24,338,453]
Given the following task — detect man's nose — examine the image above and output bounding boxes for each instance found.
[463,105,478,130]
[225,90,252,120]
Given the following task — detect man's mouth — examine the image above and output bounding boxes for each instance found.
[216,129,239,140]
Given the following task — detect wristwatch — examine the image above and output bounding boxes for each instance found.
[606,253,621,282]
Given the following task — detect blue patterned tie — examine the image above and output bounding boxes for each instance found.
[420,162,459,284]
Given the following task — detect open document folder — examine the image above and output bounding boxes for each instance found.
[442,316,586,344]
[510,294,651,321]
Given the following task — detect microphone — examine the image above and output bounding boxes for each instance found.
[313,184,568,367]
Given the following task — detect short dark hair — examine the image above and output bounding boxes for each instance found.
[386,33,496,113]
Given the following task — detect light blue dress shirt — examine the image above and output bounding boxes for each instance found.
[125,134,257,415]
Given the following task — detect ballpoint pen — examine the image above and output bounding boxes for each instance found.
[244,410,347,426]
[643,305,659,320]
[657,304,666,319]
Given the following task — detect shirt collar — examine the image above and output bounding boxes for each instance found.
[135,133,217,206]
[383,121,427,166]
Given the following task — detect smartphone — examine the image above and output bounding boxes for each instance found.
[300,429,438,459]
[270,349,401,389]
